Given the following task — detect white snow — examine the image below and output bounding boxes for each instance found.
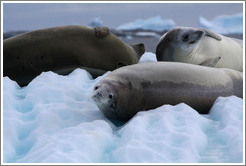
[139,52,157,63]
[199,13,243,34]
[2,52,244,163]
[117,16,175,32]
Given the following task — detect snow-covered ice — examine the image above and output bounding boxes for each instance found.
[117,16,175,32]
[139,52,157,63]
[2,52,244,163]
[199,12,243,34]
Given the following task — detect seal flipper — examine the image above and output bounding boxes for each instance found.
[116,62,127,69]
[130,43,145,62]
[94,27,110,38]
[117,62,127,68]
[78,67,107,78]
[199,57,221,67]
[197,28,222,41]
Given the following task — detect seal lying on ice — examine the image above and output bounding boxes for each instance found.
[92,62,243,121]
[3,25,145,86]
[156,27,243,71]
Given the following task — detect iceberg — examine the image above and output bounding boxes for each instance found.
[199,13,243,34]
[2,52,244,163]
[88,17,103,27]
[117,16,175,32]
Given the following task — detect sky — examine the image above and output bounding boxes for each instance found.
[2,2,243,32]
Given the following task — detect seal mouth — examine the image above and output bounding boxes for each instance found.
[91,91,114,105]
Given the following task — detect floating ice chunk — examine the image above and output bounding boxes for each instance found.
[88,17,103,27]
[139,52,157,63]
[199,13,243,34]
[117,16,175,32]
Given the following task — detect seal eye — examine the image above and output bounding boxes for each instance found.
[182,34,189,42]
[189,40,196,44]
[109,94,113,99]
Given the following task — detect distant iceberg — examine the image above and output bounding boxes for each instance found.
[117,16,175,32]
[88,17,103,27]
[199,13,243,34]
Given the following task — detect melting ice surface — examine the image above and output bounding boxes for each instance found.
[3,52,244,163]
[199,12,243,34]
[117,16,175,31]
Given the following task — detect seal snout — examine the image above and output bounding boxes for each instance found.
[91,82,119,119]
[91,83,114,105]
[91,85,102,102]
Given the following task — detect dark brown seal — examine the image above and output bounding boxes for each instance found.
[3,25,145,86]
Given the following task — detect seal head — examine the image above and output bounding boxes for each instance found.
[156,27,205,62]
[156,27,223,66]
[92,81,119,120]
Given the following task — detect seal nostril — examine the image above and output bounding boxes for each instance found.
[109,94,113,99]
[94,86,99,90]
[97,92,102,96]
